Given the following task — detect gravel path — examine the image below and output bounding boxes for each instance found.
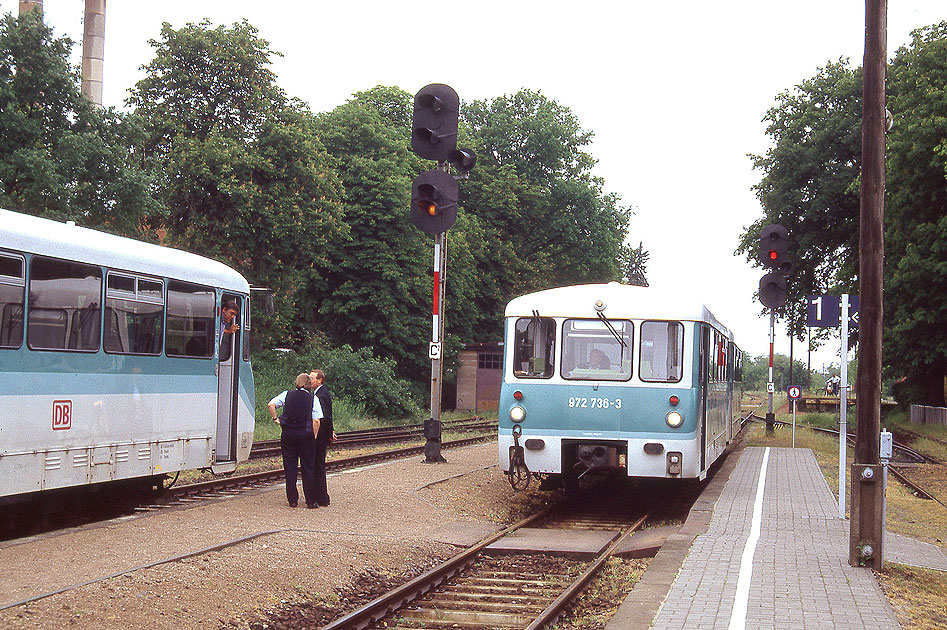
[0,442,538,629]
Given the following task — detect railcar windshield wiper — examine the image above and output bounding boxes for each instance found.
[596,311,627,351]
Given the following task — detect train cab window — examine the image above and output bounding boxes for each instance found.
[104,273,164,355]
[0,253,25,348]
[561,319,633,381]
[639,321,684,382]
[165,281,215,358]
[27,257,101,352]
[513,316,555,378]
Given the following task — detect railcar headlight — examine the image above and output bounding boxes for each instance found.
[510,406,526,422]
[666,411,684,428]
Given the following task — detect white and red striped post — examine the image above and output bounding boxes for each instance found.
[424,229,448,463]
[765,310,776,435]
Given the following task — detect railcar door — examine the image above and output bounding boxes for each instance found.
[698,325,710,472]
[215,294,242,467]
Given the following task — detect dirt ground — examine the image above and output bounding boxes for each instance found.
[0,442,545,629]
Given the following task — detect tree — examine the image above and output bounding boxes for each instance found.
[460,89,632,340]
[619,241,650,286]
[0,11,159,235]
[742,23,947,406]
[312,87,434,384]
[127,20,346,346]
[884,22,947,406]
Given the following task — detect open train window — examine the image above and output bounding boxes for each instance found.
[0,253,25,348]
[165,281,215,358]
[104,272,164,355]
[561,319,633,381]
[27,257,101,352]
[640,321,684,382]
[513,316,555,378]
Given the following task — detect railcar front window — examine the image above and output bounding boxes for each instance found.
[561,319,633,381]
[105,273,164,355]
[0,254,24,348]
[513,316,555,378]
[165,281,215,358]
[27,257,102,352]
[640,321,684,382]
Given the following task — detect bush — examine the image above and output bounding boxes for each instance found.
[252,339,422,423]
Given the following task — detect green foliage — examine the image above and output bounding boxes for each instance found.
[127,20,347,349]
[0,12,160,235]
[253,337,421,423]
[742,353,821,392]
[742,23,947,406]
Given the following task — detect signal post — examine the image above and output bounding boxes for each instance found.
[408,84,476,463]
[758,224,791,435]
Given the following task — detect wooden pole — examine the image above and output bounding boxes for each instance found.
[850,0,886,569]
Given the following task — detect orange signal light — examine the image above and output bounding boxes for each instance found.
[426,202,437,216]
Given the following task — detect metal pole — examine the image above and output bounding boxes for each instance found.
[766,310,775,435]
[839,294,849,519]
[850,0,886,569]
[792,399,796,448]
[424,230,447,463]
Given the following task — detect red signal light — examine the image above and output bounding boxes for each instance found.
[768,249,778,261]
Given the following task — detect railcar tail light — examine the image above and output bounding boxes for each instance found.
[510,406,525,422]
[513,390,523,401]
[666,411,684,428]
[669,395,679,406]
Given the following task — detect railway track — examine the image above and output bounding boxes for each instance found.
[249,417,497,459]
[320,500,650,630]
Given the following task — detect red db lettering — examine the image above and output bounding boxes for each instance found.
[52,400,72,430]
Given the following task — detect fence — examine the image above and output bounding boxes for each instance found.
[910,404,947,427]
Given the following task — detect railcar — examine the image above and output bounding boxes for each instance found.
[0,208,255,503]
[498,283,743,489]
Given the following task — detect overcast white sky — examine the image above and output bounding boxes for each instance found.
[5,1,944,372]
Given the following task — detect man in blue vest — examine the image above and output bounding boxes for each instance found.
[267,373,323,508]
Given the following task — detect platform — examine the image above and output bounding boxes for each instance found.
[607,446,947,630]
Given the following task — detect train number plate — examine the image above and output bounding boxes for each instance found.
[568,397,622,409]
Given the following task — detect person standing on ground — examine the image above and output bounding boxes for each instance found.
[268,373,323,508]
[309,369,336,507]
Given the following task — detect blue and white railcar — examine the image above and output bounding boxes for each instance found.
[499,283,743,487]
[0,208,255,501]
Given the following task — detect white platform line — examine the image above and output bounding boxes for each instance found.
[728,447,771,630]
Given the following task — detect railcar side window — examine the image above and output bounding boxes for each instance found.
[165,281,215,358]
[0,253,25,348]
[27,257,102,351]
[104,273,164,355]
[561,319,633,381]
[640,321,684,382]
[513,316,555,378]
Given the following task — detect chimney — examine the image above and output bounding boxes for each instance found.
[81,0,106,106]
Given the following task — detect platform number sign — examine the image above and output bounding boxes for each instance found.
[52,400,72,430]
[807,295,859,329]
[788,386,801,401]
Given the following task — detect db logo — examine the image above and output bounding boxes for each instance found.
[52,400,72,430]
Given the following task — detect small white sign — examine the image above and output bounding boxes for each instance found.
[767,381,775,393]
[429,342,441,360]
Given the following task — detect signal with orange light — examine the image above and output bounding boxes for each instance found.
[410,170,458,235]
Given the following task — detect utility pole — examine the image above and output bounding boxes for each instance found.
[850,0,886,569]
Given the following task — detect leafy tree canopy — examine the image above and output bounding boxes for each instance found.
[0,11,159,235]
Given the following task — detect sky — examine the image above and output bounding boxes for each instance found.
[4,1,944,373]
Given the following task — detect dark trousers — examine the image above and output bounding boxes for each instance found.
[314,440,330,505]
[280,426,317,506]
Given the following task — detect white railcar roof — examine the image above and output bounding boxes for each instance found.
[505,282,734,341]
[0,208,249,292]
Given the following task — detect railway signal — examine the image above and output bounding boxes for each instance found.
[760,223,792,276]
[410,170,459,235]
[411,84,459,162]
[759,272,787,309]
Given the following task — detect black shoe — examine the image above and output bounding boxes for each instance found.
[289,502,297,508]
[319,500,330,507]
[306,503,318,509]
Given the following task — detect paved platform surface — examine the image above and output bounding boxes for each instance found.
[608,447,932,630]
